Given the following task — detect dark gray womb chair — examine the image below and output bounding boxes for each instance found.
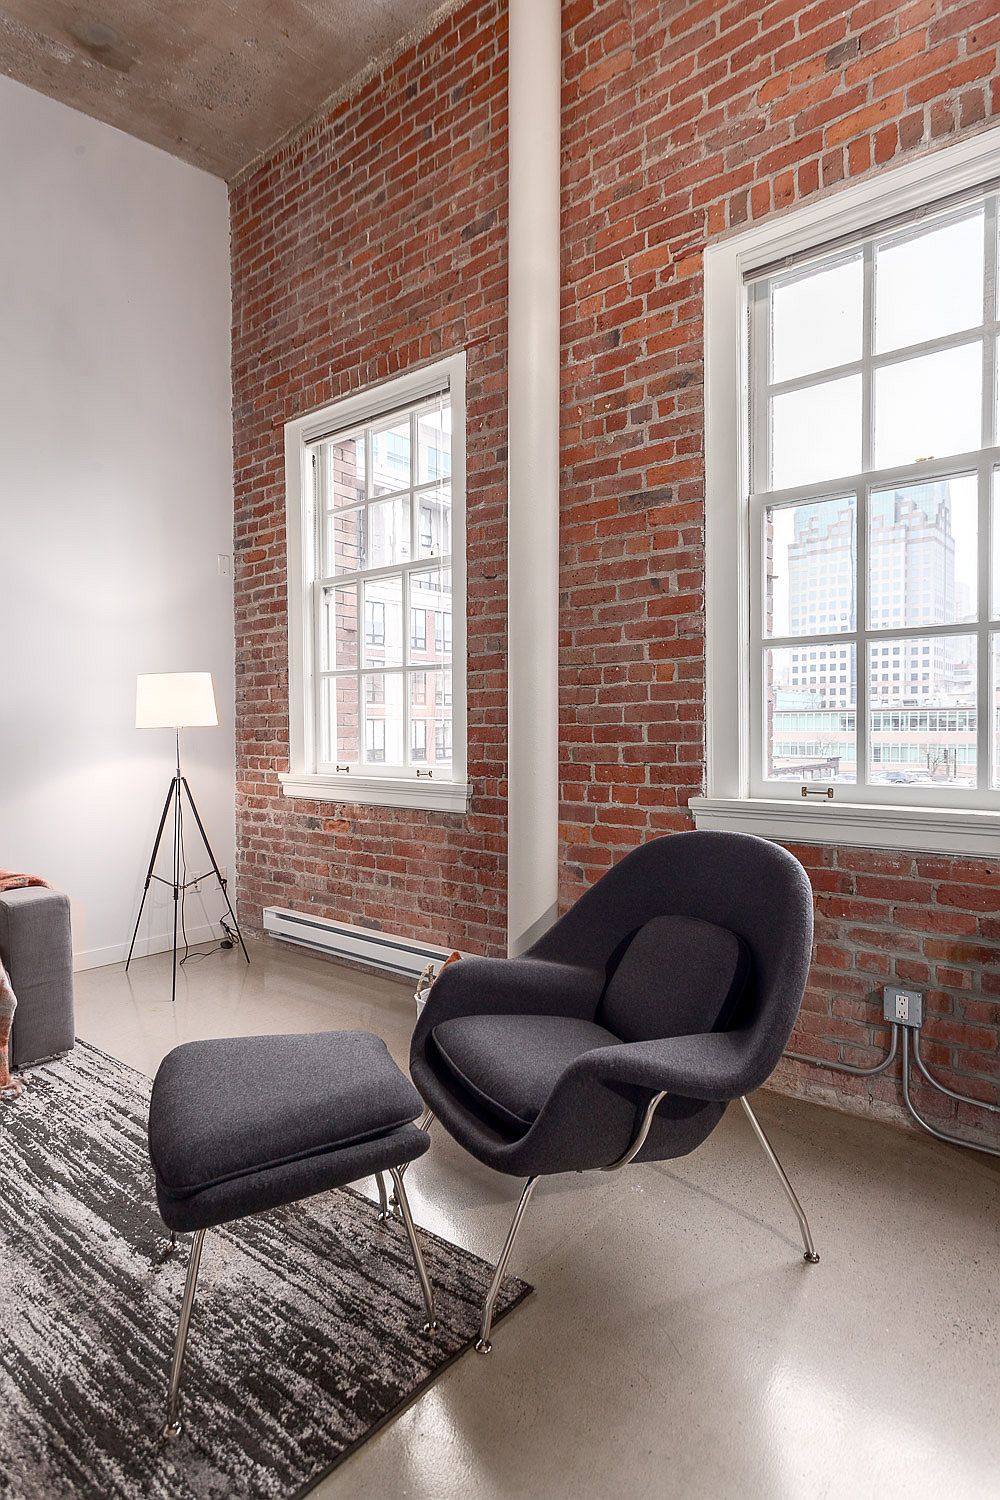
[410,830,818,1352]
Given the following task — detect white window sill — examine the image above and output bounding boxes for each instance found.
[689,796,1000,857]
[278,772,471,814]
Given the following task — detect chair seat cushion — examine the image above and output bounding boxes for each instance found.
[431,1013,620,1134]
[149,1030,423,1199]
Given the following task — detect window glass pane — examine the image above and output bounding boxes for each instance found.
[417,400,452,483]
[868,635,977,788]
[409,567,452,667]
[371,419,410,496]
[992,633,1000,788]
[873,342,981,469]
[874,210,984,354]
[321,583,357,670]
[770,375,862,489]
[408,670,451,768]
[325,435,365,508]
[416,484,452,559]
[362,575,403,667]
[435,714,453,766]
[363,672,403,767]
[766,495,855,638]
[320,675,359,765]
[770,253,863,383]
[764,645,857,783]
[869,475,977,630]
[368,495,411,568]
[325,507,365,576]
[992,468,1000,619]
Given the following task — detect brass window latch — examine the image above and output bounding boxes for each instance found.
[800,785,834,799]
[336,764,350,773]
[416,769,434,779]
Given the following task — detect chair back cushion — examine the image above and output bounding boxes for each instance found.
[597,915,750,1042]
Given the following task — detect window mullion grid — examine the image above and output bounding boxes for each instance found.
[749,282,771,795]
[312,451,325,771]
[749,492,764,789]
[855,482,869,792]
[404,412,418,772]
[976,457,991,790]
[766,618,982,651]
[314,585,328,766]
[402,564,412,770]
[974,199,996,792]
[857,240,874,791]
[751,282,770,497]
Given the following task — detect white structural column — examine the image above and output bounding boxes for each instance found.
[506,0,562,956]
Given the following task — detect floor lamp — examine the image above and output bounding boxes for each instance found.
[126,672,249,1002]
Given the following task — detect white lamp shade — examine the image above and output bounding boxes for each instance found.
[136,672,219,729]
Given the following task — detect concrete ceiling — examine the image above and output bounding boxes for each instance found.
[0,1,455,179]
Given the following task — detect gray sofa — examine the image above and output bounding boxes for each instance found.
[0,887,75,1068]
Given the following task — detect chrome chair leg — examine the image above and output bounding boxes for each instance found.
[476,1176,538,1354]
[162,1229,206,1439]
[395,1110,434,1186]
[391,1110,435,1215]
[375,1171,391,1222]
[388,1166,437,1331]
[739,1096,820,1264]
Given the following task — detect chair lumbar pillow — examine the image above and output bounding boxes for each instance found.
[598,914,751,1042]
[410,830,819,1353]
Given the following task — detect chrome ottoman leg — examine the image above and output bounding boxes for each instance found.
[388,1166,437,1332]
[162,1229,206,1439]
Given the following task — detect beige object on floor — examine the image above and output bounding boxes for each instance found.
[0,960,23,1099]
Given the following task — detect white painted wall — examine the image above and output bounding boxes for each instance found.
[0,75,235,970]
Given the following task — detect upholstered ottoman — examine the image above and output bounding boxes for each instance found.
[148,1030,434,1437]
[0,886,74,1069]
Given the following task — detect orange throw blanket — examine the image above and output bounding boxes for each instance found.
[0,870,51,1099]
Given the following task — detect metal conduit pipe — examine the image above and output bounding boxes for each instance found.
[785,1024,898,1078]
[912,1029,1000,1116]
[901,1032,1000,1160]
[785,1022,1000,1158]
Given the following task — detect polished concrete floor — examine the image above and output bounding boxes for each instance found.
[74,938,1000,1500]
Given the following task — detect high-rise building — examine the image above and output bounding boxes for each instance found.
[771,480,977,783]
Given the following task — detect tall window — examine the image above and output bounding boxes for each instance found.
[748,193,1000,805]
[699,135,1000,855]
[282,354,468,812]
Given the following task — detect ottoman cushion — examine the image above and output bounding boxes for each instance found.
[149,1031,429,1232]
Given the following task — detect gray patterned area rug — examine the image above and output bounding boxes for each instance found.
[0,1042,531,1499]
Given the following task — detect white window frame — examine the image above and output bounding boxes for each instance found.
[694,126,1000,856]
[280,352,471,813]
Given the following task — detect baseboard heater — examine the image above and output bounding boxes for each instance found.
[262,906,454,981]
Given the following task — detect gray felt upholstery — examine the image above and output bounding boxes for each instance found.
[0,887,75,1068]
[410,832,814,1177]
[598,914,750,1042]
[432,1014,620,1133]
[149,1030,429,1233]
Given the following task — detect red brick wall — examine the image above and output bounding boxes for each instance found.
[231,0,999,1143]
[559,0,999,1145]
[230,1,510,957]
